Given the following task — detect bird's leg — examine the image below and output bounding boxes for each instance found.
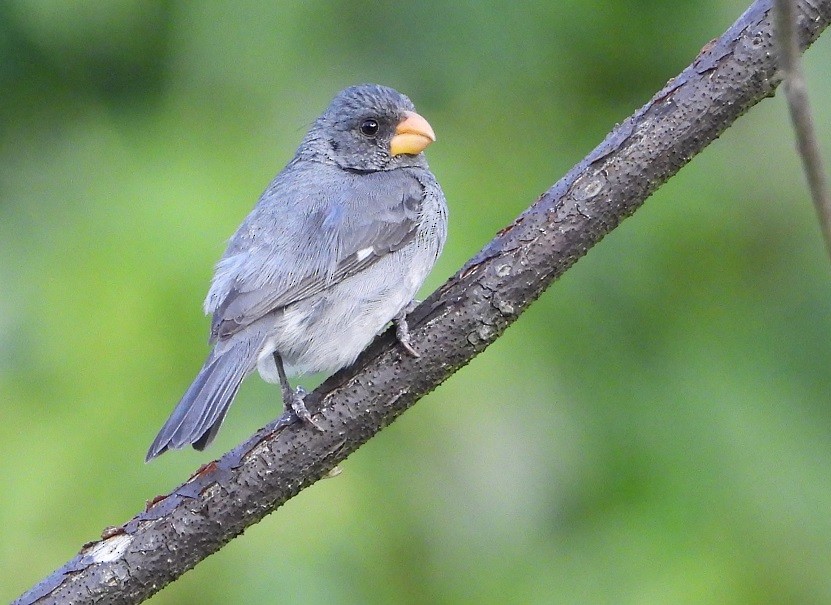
[273,351,323,431]
[393,301,421,358]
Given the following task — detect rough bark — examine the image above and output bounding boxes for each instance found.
[14,0,831,603]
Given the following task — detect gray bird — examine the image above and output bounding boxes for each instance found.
[146,84,447,461]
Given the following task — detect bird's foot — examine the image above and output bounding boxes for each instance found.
[393,306,420,358]
[284,385,323,431]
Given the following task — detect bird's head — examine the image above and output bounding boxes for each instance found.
[299,84,436,172]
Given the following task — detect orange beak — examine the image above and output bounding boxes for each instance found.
[389,111,436,156]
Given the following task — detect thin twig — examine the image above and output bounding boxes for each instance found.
[775,0,831,260]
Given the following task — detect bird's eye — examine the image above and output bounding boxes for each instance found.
[360,118,379,137]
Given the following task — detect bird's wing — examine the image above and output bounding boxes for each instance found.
[207,166,426,342]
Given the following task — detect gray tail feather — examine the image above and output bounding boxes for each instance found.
[146,340,258,461]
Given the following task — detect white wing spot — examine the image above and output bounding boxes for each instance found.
[355,247,374,262]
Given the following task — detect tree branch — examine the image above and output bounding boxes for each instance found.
[774,0,831,259]
[14,0,831,603]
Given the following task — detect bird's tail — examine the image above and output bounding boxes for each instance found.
[145,336,262,461]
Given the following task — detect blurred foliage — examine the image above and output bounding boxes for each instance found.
[2,1,831,603]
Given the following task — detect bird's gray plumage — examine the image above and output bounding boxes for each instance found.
[146,84,447,460]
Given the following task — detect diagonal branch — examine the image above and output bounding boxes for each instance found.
[14,0,831,603]
[774,0,831,259]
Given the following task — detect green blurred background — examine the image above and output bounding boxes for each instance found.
[3,1,831,603]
